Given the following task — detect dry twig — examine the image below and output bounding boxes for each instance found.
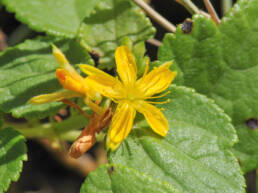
[133,0,176,33]
[175,0,210,18]
[203,0,220,25]
[147,39,162,47]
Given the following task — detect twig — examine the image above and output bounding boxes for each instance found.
[0,29,7,51]
[147,38,162,47]
[175,0,210,18]
[133,0,176,33]
[221,0,233,16]
[203,0,220,25]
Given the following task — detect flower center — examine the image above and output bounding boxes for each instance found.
[124,85,143,101]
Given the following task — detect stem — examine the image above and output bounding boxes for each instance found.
[3,122,53,138]
[203,0,220,25]
[221,0,232,15]
[147,39,162,47]
[3,114,89,139]
[60,130,81,141]
[0,29,7,51]
[133,0,176,33]
[175,0,210,18]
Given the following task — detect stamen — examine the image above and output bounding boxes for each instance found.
[147,98,170,104]
[142,58,149,78]
[145,91,171,99]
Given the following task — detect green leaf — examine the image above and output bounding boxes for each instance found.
[80,164,181,193]
[78,0,155,69]
[0,111,2,128]
[2,0,99,38]
[0,127,27,193]
[0,36,93,119]
[109,85,245,193]
[158,0,258,172]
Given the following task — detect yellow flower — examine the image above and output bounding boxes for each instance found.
[80,46,177,150]
[29,45,102,114]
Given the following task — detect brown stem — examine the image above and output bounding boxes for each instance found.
[203,0,220,25]
[0,29,7,51]
[69,108,113,158]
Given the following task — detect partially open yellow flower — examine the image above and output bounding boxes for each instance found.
[80,46,177,150]
[29,45,102,114]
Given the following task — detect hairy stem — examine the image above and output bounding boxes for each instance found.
[3,114,89,140]
[133,0,176,33]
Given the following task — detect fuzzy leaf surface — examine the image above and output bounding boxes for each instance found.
[158,0,258,172]
[109,85,245,193]
[80,164,181,193]
[2,0,98,37]
[78,0,155,69]
[0,128,27,193]
[0,37,93,119]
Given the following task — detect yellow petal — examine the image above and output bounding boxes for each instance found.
[115,46,137,86]
[52,44,69,68]
[85,74,124,100]
[56,69,86,94]
[137,62,177,97]
[79,64,112,77]
[106,102,136,150]
[28,90,81,104]
[79,64,123,98]
[52,44,82,79]
[133,100,169,137]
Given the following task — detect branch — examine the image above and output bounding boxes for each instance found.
[203,0,220,25]
[133,0,176,33]
[0,29,7,51]
[175,0,210,18]
[147,39,162,47]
